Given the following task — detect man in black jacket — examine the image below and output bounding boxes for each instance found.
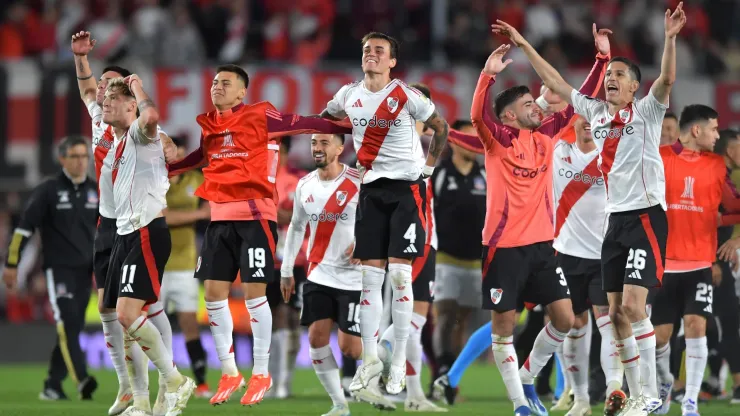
[3,136,99,401]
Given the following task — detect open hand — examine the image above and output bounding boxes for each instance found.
[592,24,612,56]
[665,1,687,38]
[491,20,526,47]
[71,31,96,56]
[483,44,513,76]
[123,74,142,90]
[280,275,295,303]
[717,237,740,263]
[2,267,18,292]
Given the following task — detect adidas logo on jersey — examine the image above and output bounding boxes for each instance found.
[561,156,572,164]
[252,268,265,278]
[403,244,417,254]
[305,194,314,203]
[351,99,363,108]
[348,323,361,333]
[628,270,642,280]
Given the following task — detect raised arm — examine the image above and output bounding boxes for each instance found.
[71,31,98,107]
[126,75,159,142]
[471,45,518,150]
[422,111,450,177]
[447,128,484,154]
[651,2,686,104]
[266,109,352,139]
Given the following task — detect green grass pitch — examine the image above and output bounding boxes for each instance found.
[0,364,737,415]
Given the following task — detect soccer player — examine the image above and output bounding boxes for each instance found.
[166,64,356,406]
[661,112,679,146]
[431,119,486,383]
[373,83,447,412]
[651,105,725,416]
[101,75,196,415]
[495,3,687,414]
[279,133,363,416]
[70,31,173,415]
[160,137,212,398]
[319,31,450,398]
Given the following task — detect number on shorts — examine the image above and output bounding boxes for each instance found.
[121,265,136,292]
[695,282,713,304]
[347,302,361,324]
[556,267,570,295]
[248,247,266,268]
[403,224,416,245]
[626,248,647,270]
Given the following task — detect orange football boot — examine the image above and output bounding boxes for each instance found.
[240,374,272,406]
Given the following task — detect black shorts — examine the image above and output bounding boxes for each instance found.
[103,218,171,308]
[266,266,307,310]
[557,253,608,315]
[93,216,117,291]
[300,281,362,336]
[601,205,667,293]
[354,178,427,260]
[651,268,713,325]
[195,220,278,284]
[481,242,571,312]
[412,246,436,303]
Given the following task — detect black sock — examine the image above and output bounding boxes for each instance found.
[341,354,357,379]
[186,339,207,385]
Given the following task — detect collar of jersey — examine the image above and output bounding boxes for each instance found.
[361,79,396,94]
[217,102,245,120]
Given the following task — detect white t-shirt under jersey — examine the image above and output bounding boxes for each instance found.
[570,89,667,213]
[280,165,362,291]
[552,140,607,260]
[326,79,436,184]
[111,122,170,235]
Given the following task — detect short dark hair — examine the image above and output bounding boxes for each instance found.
[58,136,88,157]
[494,85,531,119]
[663,111,677,122]
[410,83,431,99]
[608,56,641,83]
[102,66,131,78]
[361,32,399,60]
[334,134,345,144]
[216,64,249,88]
[452,119,473,130]
[716,129,740,155]
[679,104,719,132]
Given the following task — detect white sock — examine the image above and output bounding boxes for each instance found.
[493,334,527,409]
[655,343,673,388]
[127,316,183,392]
[124,334,151,409]
[520,322,567,385]
[310,345,346,406]
[597,316,623,391]
[388,263,413,368]
[360,266,385,362]
[378,324,394,364]
[269,329,287,386]
[206,299,238,376]
[616,335,641,397]
[147,302,172,358]
[101,312,130,392]
[564,326,590,402]
[555,347,571,393]
[406,312,427,398]
[246,296,272,376]
[684,336,708,407]
[632,318,658,398]
[286,328,300,386]
[277,329,291,388]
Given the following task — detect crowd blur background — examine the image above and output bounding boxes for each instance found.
[2,0,740,325]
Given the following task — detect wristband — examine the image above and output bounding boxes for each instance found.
[422,165,434,177]
[535,95,549,110]
[77,73,93,80]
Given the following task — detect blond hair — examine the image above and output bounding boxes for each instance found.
[106,77,134,98]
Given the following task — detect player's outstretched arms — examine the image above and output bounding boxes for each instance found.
[448,129,484,154]
[318,109,343,121]
[651,2,686,104]
[423,111,450,177]
[492,20,575,104]
[71,31,98,106]
[126,75,159,141]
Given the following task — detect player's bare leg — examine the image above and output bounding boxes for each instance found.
[519,298,574,416]
[309,318,363,415]
[204,280,245,405]
[593,305,625,416]
[491,309,531,414]
[241,282,273,406]
[99,290,138,415]
[117,297,194,415]
[561,311,591,416]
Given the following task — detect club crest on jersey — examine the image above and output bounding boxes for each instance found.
[490,288,503,304]
[87,189,99,203]
[619,108,632,123]
[336,190,348,206]
[58,190,69,203]
[473,176,486,190]
[387,97,399,113]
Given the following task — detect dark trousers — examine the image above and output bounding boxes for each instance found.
[45,267,92,386]
[708,261,740,376]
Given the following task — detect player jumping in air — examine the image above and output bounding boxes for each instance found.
[319,32,450,401]
[167,64,354,407]
[494,2,687,415]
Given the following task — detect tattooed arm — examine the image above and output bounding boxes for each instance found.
[127,75,160,142]
[71,32,98,106]
[423,110,449,177]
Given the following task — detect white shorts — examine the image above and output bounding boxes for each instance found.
[433,263,481,308]
[160,270,199,313]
